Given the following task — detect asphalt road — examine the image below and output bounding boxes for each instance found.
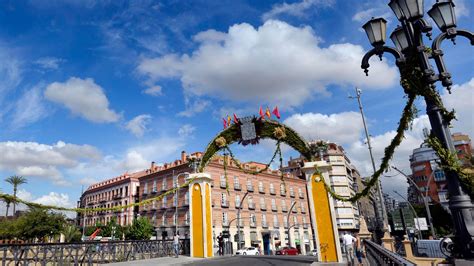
[188,255,321,266]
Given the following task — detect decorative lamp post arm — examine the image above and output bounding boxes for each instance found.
[431,29,474,92]
[361,46,405,76]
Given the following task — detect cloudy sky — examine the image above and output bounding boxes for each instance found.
[0,0,473,213]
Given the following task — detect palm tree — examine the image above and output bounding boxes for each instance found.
[3,197,12,217]
[5,175,27,215]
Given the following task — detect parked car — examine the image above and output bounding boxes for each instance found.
[275,246,298,255]
[236,247,260,255]
[309,249,318,256]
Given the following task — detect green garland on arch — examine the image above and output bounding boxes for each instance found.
[0,176,197,213]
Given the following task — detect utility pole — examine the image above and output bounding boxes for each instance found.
[287,201,297,247]
[349,87,389,236]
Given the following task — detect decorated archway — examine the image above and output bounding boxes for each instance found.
[191,116,342,262]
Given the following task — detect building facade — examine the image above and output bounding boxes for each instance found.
[408,132,472,209]
[78,172,142,227]
[136,151,314,255]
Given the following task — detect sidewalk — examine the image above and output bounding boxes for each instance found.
[102,256,204,266]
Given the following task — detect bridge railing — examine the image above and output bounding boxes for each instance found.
[364,239,415,266]
[0,239,190,266]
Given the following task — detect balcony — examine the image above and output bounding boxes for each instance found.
[221,200,230,208]
[113,194,122,200]
[142,192,148,197]
[248,203,255,210]
[260,204,267,211]
[220,182,227,189]
[303,224,308,229]
[271,205,277,212]
[292,208,297,213]
[301,208,306,214]
[250,222,256,228]
[235,203,242,209]
[258,186,265,194]
[280,190,286,196]
[161,204,167,210]
[87,201,95,206]
[270,189,276,195]
[234,183,241,190]
[273,223,279,228]
[262,222,268,228]
[299,193,304,199]
[282,206,288,212]
[99,198,107,203]
[283,223,288,229]
[161,186,167,192]
[247,185,254,192]
[290,192,295,198]
[151,188,157,194]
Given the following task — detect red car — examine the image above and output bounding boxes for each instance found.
[275,247,298,255]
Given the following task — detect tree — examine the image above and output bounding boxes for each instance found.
[62,224,82,243]
[5,175,27,215]
[124,217,154,240]
[101,217,124,240]
[3,197,13,217]
[15,208,66,242]
[0,219,17,239]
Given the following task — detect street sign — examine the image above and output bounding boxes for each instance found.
[414,218,428,231]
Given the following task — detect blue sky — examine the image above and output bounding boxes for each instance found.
[0,0,472,211]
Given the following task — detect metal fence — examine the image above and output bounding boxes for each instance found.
[364,239,415,266]
[0,239,190,266]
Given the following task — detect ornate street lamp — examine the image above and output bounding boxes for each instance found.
[361,0,474,259]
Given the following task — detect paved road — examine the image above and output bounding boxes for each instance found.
[188,255,325,266]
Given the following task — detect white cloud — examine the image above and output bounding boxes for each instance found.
[138,20,398,108]
[0,140,101,186]
[11,86,48,129]
[352,8,392,22]
[143,85,162,96]
[34,57,65,70]
[0,44,22,104]
[455,0,470,18]
[125,114,152,137]
[45,77,121,123]
[284,112,363,144]
[178,124,196,138]
[178,98,211,117]
[79,176,100,186]
[442,78,474,137]
[262,0,334,21]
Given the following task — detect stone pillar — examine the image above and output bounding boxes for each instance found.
[382,235,395,252]
[301,161,342,262]
[187,173,213,258]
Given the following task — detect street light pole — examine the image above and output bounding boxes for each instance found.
[287,201,297,247]
[174,172,190,236]
[392,165,437,239]
[393,190,423,240]
[237,191,249,250]
[361,0,474,257]
[350,88,390,236]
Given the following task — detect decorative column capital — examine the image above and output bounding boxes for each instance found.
[187,173,212,184]
[301,161,332,174]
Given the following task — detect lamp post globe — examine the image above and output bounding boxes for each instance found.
[428,1,457,32]
[363,18,388,47]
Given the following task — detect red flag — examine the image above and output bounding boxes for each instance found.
[233,113,239,124]
[265,107,271,118]
[223,118,227,129]
[272,106,281,119]
[259,106,264,118]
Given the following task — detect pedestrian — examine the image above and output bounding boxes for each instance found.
[217,233,224,256]
[173,232,180,258]
[354,233,363,266]
[342,232,356,266]
[258,245,262,255]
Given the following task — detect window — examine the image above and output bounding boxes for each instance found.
[221,193,228,207]
[220,175,226,188]
[270,183,275,194]
[152,180,157,192]
[125,186,129,196]
[235,195,241,208]
[262,214,267,227]
[434,170,446,182]
[259,181,264,193]
[250,213,256,227]
[185,211,190,225]
[281,200,287,212]
[234,176,241,190]
[271,199,277,211]
[273,215,279,227]
[290,187,295,197]
[247,180,254,191]
[185,191,189,205]
[223,212,228,226]
[298,188,304,198]
[173,175,178,188]
[337,218,353,227]
[162,197,167,208]
[173,194,178,207]
[152,200,156,209]
[336,208,353,215]
[331,175,346,183]
[302,217,307,228]
[144,182,148,194]
[283,219,288,228]
[300,202,305,213]
[162,178,167,190]
[248,197,255,209]
[280,184,286,195]
[173,212,178,225]
[260,197,266,210]
[293,216,297,226]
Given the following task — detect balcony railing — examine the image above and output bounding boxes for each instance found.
[259,186,265,194]
[250,222,256,228]
[151,188,157,194]
[364,239,415,266]
[301,208,306,214]
[113,194,122,200]
[282,206,287,212]
[303,224,308,229]
[290,192,295,198]
[273,223,279,228]
[271,205,277,211]
[247,185,254,192]
[270,189,276,195]
[292,208,297,213]
[260,204,267,211]
[235,202,242,209]
[220,182,227,189]
[248,203,255,210]
[234,183,241,190]
[262,222,268,228]
[280,190,286,196]
[299,193,304,199]
[221,200,230,208]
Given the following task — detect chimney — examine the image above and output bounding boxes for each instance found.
[150,161,155,172]
[181,151,187,163]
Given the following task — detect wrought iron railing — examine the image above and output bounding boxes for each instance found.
[364,239,415,266]
[0,239,190,266]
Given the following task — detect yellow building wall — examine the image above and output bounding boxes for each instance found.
[206,184,213,257]
[312,173,338,262]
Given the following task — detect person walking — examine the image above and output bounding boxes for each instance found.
[342,232,356,266]
[217,233,224,256]
[354,233,363,266]
[173,232,180,258]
